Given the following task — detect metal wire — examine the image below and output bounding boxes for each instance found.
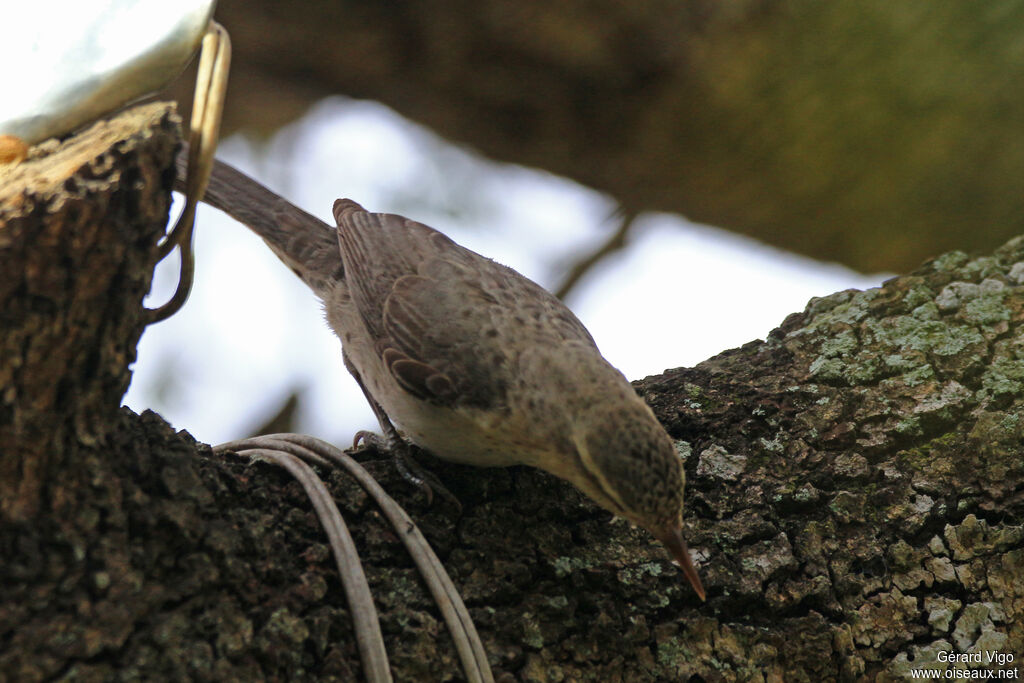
[147,21,231,323]
[215,434,493,683]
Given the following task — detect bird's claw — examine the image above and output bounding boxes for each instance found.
[351,431,461,513]
[353,429,386,451]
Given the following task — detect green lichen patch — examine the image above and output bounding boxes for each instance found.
[944,515,1024,561]
[976,358,1024,404]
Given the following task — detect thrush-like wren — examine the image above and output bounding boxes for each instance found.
[194,158,706,600]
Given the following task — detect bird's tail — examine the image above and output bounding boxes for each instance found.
[174,148,343,298]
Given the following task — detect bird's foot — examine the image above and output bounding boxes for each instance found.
[353,431,462,513]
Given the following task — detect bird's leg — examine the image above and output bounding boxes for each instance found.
[344,352,461,511]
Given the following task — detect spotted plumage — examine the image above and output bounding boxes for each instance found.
[197,159,705,600]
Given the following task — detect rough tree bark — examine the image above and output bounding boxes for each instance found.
[1,103,1021,682]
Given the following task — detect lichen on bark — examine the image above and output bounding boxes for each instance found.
[1,102,1021,681]
[638,235,1024,680]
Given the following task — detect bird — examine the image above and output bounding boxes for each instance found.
[188,155,706,601]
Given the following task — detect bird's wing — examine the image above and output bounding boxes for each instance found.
[333,199,597,409]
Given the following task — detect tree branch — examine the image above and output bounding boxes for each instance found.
[553,209,637,302]
[2,102,1021,681]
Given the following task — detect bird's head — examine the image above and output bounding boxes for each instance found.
[568,399,706,601]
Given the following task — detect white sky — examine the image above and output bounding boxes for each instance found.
[125,97,885,445]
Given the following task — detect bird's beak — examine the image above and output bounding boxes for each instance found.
[658,526,706,601]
